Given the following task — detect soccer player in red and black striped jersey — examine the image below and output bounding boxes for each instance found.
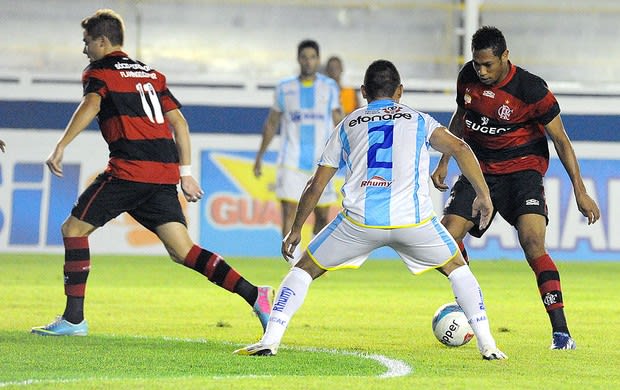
[31,9,273,337]
[431,26,600,350]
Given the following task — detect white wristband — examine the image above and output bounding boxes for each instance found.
[179,165,192,177]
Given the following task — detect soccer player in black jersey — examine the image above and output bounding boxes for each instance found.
[31,9,273,337]
[431,26,600,350]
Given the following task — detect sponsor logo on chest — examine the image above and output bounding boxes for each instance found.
[361,175,393,188]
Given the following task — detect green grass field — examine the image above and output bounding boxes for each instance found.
[1,254,619,389]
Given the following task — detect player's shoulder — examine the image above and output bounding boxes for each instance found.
[277,75,298,87]
[363,100,417,114]
[84,57,110,73]
[508,65,553,103]
[394,102,427,118]
[457,61,478,84]
[84,53,157,73]
[316,72,338,87]
[395,103,443,131]
[273,76,297,95]
[368,101,429,122]
[512,65,548,88]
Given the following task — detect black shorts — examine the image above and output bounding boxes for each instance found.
[443,170,548,238]
[71,173,186,232]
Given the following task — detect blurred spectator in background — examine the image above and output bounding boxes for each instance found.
[325,56,360,115]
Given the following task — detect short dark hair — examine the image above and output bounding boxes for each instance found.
[298,39,320,57]
[471,26,506,57]
[81,9,125,46]
[326,56,342,66]
[363,60,401,101]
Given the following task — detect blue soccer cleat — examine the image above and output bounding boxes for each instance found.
[31,316,88,336]
[253,286,274,333]
[550,332,576,350]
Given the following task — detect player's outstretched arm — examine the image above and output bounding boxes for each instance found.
[166,109,204,203]
[254,109,281,178]
[430,126,493,229]
[281,165,337,260]
[545,115,600,224]
[431,106,466,191]
[46,93,101,177]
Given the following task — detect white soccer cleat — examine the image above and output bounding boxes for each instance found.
[233,341,279,356]
[481,346,508,360]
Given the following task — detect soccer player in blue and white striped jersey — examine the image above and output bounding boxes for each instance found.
[254,39,343,264]
[237,59,507,360]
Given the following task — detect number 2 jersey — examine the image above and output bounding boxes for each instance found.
[319,99,442,228]
[82,51,181,184]
[456,61,560,176]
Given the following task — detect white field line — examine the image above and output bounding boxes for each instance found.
[0,336,412,387]
[291,345,412,378]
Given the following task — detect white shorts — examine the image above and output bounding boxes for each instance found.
[307,213,458,275]
[276,166,337,206]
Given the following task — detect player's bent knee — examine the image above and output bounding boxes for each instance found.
[163,243,189,264]
[440,256,467,275]
[168,253,183,264]
[61,216,96,237]
[296,256,325,280]
[174,247,194,264]
[518,236,546,258]
[440,215,471,241]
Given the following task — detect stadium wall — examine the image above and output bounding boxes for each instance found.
[0,82,618,261]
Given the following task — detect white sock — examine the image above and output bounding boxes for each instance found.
[288,245,304,266]
[448,265,496,351]
[261,267,313,346]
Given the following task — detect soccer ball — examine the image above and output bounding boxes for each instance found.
[432,302,475,347]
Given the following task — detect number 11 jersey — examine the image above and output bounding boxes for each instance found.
[82,51,182,184]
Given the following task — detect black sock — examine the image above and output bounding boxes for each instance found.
[183,245,258,306]
[63,296,84,324]
[548,308,569,334]
[235,280,258,306]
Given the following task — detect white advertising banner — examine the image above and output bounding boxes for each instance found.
[0,129,617,261]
